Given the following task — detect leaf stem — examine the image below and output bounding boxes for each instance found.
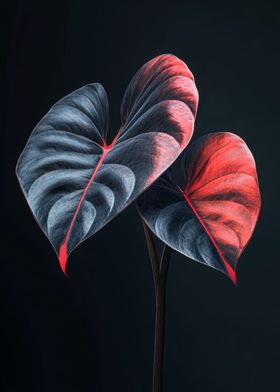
[143,221,159,290]
[142,221,173,392]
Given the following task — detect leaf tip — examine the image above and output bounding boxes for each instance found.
[225,263,237,286]
[58,241,69,277]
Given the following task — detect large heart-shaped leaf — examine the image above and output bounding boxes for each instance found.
[137,132,261,283]
[16,54,198,274]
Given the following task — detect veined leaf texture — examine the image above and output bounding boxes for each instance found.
[16,54,198,274]
[137,133,261,283]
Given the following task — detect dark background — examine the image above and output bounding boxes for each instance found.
[2,1,279,391]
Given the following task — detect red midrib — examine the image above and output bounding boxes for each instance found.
[59,131,122,275]
[179,187,236,284]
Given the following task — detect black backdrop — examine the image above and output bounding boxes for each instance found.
[2,1,279,391]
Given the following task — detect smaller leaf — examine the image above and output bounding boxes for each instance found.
[137,132,261,283]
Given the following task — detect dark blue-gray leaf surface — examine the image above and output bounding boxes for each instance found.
[16,54,198,273]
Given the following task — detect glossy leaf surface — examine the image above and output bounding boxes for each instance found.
[16,54,198,273]
[137,132,261,282]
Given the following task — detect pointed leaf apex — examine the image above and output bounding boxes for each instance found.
[59,241,69,277]
[225,263,237,286]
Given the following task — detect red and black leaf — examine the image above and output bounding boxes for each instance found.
[137,132,261,283]
[16,54,198,274]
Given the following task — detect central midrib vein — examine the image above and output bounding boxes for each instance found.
[178,186,236,284]
[58,130,122,275]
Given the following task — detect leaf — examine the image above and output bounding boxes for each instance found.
[16,54,198,274]
[137,132,261,283]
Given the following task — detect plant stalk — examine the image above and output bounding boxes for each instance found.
[143,220,159,291]
[143,221,172,392]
